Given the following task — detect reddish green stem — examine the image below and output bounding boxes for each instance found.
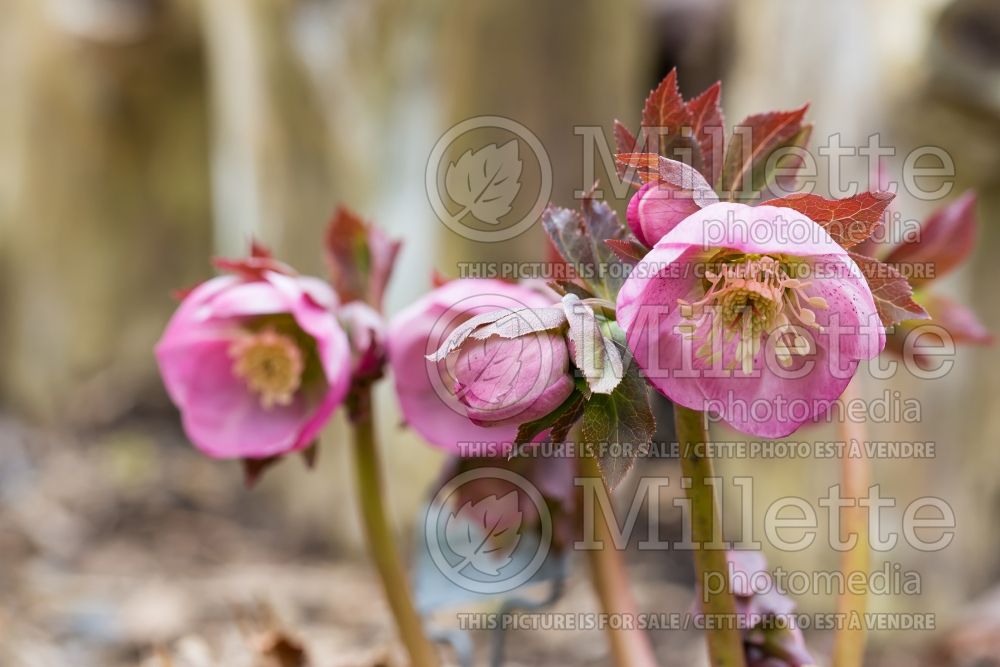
[674,405,747,667]
[832,378,870,667]
[580,454,660,667]
[351,387,440,667]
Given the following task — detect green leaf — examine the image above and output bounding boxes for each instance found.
[580,362,655,489]
[514,390,587,451]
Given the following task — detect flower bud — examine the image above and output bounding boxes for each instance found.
[451,329,575,427]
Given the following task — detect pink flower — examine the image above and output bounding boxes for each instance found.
[387,279,557,455]
[452,329,574,427]
[626,181,702,247]
[617,202,884,437]
[695,551,815,667]
[155,269,352,459]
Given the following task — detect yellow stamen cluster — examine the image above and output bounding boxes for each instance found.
[229,329,305,408]
[679,255,828,375]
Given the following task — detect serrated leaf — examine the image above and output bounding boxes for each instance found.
[685,81,725,187]
[579,364,655,489]
[614,152,661,184]
[578,195,632,300]
[613,119,638,155]
[514,390,586,450]
[425,309,509,361]
[721,105,809,199]
[763,191,895,248]
[883,190,978,287]
[542,194,633,301]
[446,492,523,576]
[543,205,595,274]
[613,120,643,187]
[445,141,523,225]
[849,252,929,326]
[561,294,623,395]
[640,68,699,164]
[604,238,647,264]
[767,123,813,197]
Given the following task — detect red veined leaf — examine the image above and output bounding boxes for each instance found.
[721,105,809,198]
[763,191,895,248]
[613,119,637,155]
[641,68,691,138]
[849,252,929,327]
[605,238,648,264]
[640,68,698,163]
[685,81,725,187]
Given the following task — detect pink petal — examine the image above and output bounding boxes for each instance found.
[387,279,554,455]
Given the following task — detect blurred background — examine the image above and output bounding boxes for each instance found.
[0,0,998,665]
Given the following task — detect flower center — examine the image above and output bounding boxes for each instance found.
[679,255,828,374]
[229,329,305,408]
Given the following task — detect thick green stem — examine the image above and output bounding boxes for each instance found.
[674,405,747,667]
[580,454,660,667]
[351,388,440,667]
[832,378,870,667]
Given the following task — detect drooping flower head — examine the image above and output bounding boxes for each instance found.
[617,202,885,437]
[155,252,352,461]
[387,279,562,455]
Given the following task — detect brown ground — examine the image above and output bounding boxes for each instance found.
[0,415,955,666]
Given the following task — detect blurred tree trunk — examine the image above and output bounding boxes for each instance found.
[199,0,337,274]
[0,0,212,424]
[436,0,644,269]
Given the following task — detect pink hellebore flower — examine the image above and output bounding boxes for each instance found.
[387,279,564,455]
[626,181,702,247]
[617,202,885,438]
[451,328,574,428]
[695,551,815,667]
[156,270,352,459]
